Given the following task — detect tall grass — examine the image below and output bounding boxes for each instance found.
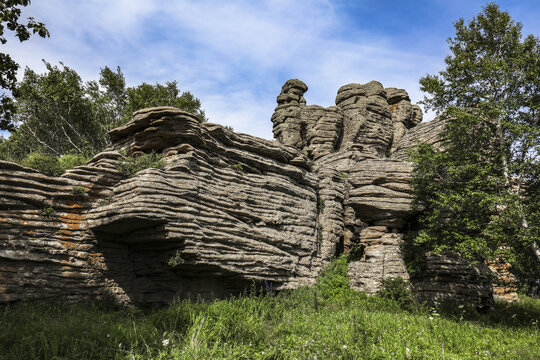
[1,257,538,359]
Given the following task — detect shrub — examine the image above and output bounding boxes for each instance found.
[231,163,243,172]
[20,152,90,177]
[21,153,64,176]
[378,276,415,310]
[58,153,89,170]
[168,250,185,267]
[316,256,352,301]
[348,243,365,260]
[71,186,87,196]
[118,151,164,177]
[39,206,56,218]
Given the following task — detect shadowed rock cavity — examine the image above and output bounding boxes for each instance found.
[0,80,502,308]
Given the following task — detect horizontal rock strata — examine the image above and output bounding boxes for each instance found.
[413,253,494,310]
[0,80,494,308]
[1,108,329,306]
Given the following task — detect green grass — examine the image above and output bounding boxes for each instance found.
[1,258,539,359]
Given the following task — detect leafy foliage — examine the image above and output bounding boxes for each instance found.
[410,3,539,286]
[20,152,89,176]
[0,0,49,130]
[71,185,87,197]
[378,277,415,310]
[315,256,351,301]
[10,62,106,158]
[38,205,56,218]
[118,151,165,177]
[123,81,206,124]
[0,63,206,163]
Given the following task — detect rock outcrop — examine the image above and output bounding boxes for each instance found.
[413,253,494,310]
[0,79,494,307]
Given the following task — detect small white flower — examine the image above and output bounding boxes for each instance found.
[429,316,434,320]
[106,334,110,338]
[343,345,347,349]
[162,339,170,346]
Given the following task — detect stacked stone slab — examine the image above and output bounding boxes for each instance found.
[0,80,495,307]
[1,108,327,306]
[413,253,494,310]
[271,79,493,304]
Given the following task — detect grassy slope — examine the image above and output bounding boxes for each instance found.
[1,257,538,359]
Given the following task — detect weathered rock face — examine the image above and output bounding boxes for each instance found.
[0,79,494,307]
[413,253,494,311]
[1,108,327,306]
[271,79,428,296]
[488,257,519,302]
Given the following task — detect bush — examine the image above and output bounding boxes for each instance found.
[71,186,87,196]
[21,153,64,176]
[378,276,415,310]
[316,256,353,302]
[118,151,164,177]
[58,153,89,170]
[19,152,90,177]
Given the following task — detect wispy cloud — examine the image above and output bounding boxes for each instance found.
[3,0,539,139]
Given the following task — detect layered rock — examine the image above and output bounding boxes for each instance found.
[270,80,494,307]
[413,253,494,311]
[271,80,427,296]
[1,108,330,306]
[488,258,519,302]
[348,227,409,294]
[0,80,495,308]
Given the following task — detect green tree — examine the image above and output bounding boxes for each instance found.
[410,3,539,285]
[123,80,206,123]
[88,66,207,128]
[0,62,207,163]
[4,62,104,159]
[1,0,49,130]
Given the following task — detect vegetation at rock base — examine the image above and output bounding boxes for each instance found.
[1,257,538,360]
[0,0,49,130]
[408,3,540,290]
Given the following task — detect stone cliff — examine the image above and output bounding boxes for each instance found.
[0,79,492,308]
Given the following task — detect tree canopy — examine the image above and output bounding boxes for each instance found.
[0,0,49,130]
[409,3,539,287]
[0,62,206,163]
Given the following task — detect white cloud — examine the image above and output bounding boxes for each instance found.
[6,0,457,139]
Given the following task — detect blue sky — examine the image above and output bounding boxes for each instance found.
[3,0,540,139]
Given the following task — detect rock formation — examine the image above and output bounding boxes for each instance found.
[413,253,494,310]
[0,79,493,307]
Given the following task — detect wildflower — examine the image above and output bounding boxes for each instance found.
[264,280,273,293]
[162,339,170,346]
[343,345,347,349]
[106,334,110,338]
[429,316,434,320]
